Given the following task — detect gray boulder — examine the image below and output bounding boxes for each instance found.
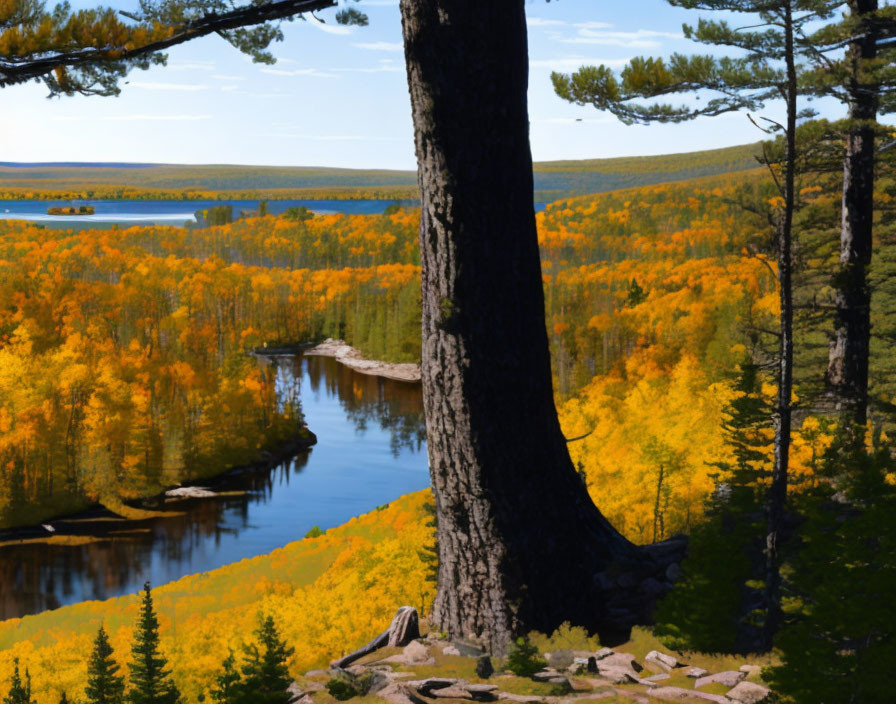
[727,681,773,704]
[645,650,680,671]
[695,670,747,689]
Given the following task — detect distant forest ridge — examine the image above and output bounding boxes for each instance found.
[0,142,762,200]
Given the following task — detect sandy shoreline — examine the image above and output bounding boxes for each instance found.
[303,338,422,383]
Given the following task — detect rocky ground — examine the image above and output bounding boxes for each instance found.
[288,628,775,704]
[303,339,422,382]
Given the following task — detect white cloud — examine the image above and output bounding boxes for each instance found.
[527,17,566,28]
[249,132,403,142]
[530,57,630,70]
[51,114,212,122]
[211,74,245,81]
[126,81,208,91]
[331,65,403,73]
[532,116,616,125]
[260,67,338,78]
[561,27,682,49]
[353,41,403,52]
[307,19,353,35]
[167,61,216,72]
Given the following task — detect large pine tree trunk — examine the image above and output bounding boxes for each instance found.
[400,0,685,653]
[827,0,878,429]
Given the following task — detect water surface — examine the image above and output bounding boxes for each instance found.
[0,354,428,621]
[0,199,418,227]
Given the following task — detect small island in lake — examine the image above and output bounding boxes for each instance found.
[47,205,95,215]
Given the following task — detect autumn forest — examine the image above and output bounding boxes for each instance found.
[3,0,896,703]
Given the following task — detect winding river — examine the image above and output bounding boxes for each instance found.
[0,354,428,622]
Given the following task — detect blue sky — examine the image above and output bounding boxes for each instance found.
[0,0,851,168]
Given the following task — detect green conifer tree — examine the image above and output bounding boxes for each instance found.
[127,583,181,704]
[209,652,241,704]
[3,660,34,704]
[86,625,126,704]
[236,615,294,704]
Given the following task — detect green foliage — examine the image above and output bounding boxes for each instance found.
[3,661,34,704]
[766,443,896,703]
[128,584,180,704]
[323,680,357,702]
[625,278,647,307]
[655,360,773,653]
[282,207,315,222]
[209,653,240,704]
[303,525,324,539]
[198,205,234,228]
[85,626,125,704]
[505,637,546,679]
[416,496,438,587]
[235,615,295,704]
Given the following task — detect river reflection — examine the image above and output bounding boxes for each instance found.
[0,353,428,621]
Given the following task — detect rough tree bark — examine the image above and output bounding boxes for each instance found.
[827,0,878,430]
[399,0,686,654]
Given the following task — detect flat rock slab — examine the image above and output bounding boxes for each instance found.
[648,686,731,703]
[493,693,544,703]
[165,486,217,498]
[383,641,436,667]
[593,667,638,685]
[738,665,762,676]
[600,653,643,673]
[645,651,681,671]
[377,684,419,704]
[685,668,709,679]
[695,671,746,690]
[405,679,459,691]
[726,681,772,704]
[429,686,474,699]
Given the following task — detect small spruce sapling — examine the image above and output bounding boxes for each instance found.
[505,637,547,678]
[86,625,126,704]
[3,660,35,704]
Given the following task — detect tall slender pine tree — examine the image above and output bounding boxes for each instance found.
[86,625,126,704]
[127,583,181,704]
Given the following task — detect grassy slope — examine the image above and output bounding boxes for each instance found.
[0,488,777,704]
[0,143,761,199]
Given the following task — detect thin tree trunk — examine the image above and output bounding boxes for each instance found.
[762,0,797,651]
[400,0,686,654]
[826,0,878,431]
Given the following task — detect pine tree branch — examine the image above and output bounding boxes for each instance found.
[0,0,337,87]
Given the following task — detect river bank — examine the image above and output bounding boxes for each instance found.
[0,431,317,545]
[0,339,417,537]
[0,354,428,621]
[303,338,422,382]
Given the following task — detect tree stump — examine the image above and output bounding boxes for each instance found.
[330,606,421,669]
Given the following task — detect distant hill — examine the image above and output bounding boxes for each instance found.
[0,142,762,200]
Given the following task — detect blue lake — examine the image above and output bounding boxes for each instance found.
[0,198,546,227]
[0,354,428,621]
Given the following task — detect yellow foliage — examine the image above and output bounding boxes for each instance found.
[0,492,435,704]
